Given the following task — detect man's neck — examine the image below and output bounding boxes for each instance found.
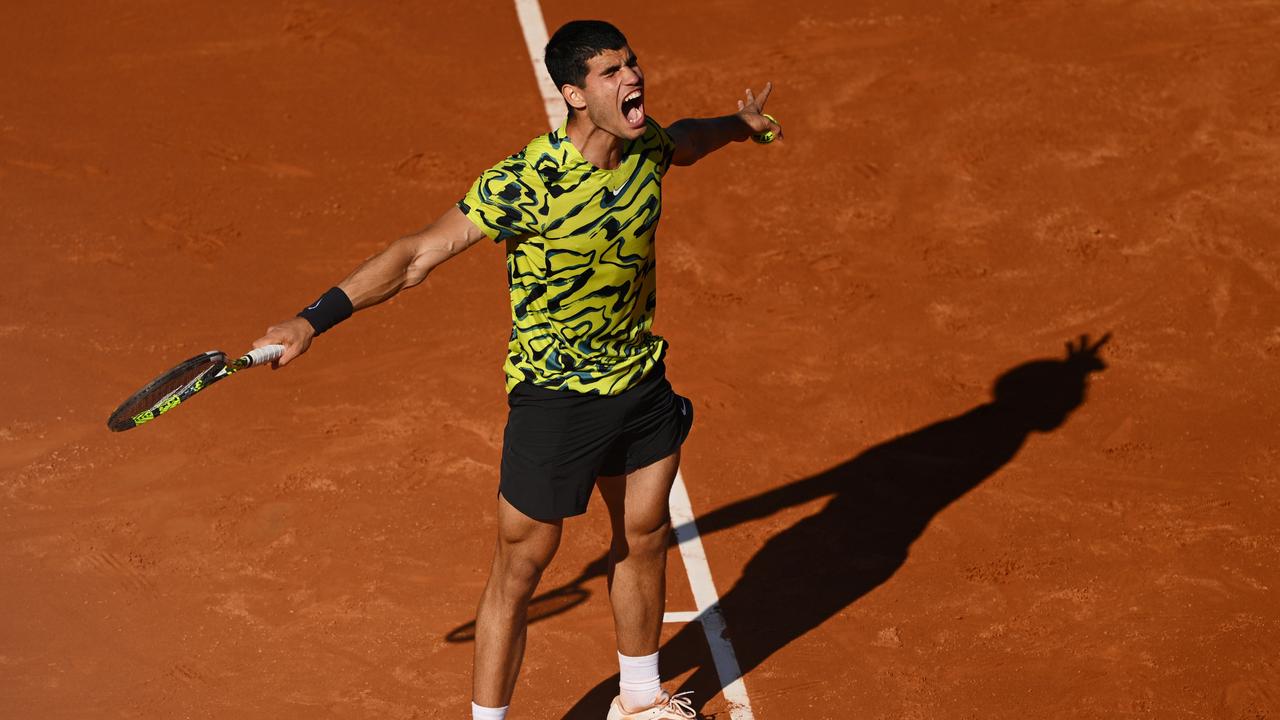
[565,113,624,170]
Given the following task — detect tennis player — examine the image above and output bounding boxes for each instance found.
[253,20,780,719]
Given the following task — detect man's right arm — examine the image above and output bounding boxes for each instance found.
[253,205,487,366]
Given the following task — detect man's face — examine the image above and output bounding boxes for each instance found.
[571,46,646,140]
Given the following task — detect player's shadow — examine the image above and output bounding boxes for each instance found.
[549,334,1110,717]
[442,335,1110,716]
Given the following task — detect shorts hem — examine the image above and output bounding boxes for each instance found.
[498,486,589,522]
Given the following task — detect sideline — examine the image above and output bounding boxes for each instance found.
[669,471,757,720]
[512,0,568,130]
[510,3,756,718]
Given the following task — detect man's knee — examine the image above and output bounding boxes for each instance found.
[614,516,671,560]
[491,531,560,598]
[500,546,552,583]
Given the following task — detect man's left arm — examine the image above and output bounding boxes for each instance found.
[666,82,782,166]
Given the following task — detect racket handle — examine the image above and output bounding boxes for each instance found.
[242,344,285,367]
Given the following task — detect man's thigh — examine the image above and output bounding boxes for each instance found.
[598,450,680,536]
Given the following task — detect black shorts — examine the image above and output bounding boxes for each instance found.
[499,363,694,521]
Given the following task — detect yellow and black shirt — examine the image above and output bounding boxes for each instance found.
[458,117,676,395]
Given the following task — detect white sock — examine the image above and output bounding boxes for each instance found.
[471,701,508,720]
[618,650,661,710]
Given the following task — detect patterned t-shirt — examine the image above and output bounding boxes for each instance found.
[458,117,676,395]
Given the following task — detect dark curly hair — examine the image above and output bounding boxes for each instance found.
[544,20,628,113]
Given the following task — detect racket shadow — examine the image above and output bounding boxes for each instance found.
[444,559,606,643]
[555,334,1111,718]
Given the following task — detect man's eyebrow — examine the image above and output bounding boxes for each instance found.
[598,52,637,76]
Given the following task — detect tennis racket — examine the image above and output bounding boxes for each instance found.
[106,344,284,432]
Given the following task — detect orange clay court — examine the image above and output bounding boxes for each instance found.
[2,1,1279,718]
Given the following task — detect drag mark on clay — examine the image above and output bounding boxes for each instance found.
[78,550,160,599]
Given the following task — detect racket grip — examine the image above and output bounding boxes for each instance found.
[243,344,285,367]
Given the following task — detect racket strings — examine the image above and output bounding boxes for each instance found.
[107,353,224,430]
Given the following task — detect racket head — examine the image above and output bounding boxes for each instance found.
[107,351,227,431]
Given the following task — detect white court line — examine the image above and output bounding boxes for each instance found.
[662,610,701,623]
[668,471,757,720]
[510,3,756,718]
[512,0,568,130]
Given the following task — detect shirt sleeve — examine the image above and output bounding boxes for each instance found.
[457,152,545,242]
[644,117,676,177]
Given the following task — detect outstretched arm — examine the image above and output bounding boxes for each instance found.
[666,82,782,166]
[252,205,487,365]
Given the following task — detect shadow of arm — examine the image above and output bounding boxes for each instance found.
[676,469,844,540]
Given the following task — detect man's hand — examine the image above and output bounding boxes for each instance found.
[735,82,783,140]
[253,317,315,368]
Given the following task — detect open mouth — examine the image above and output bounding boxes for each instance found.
[620,88,645,129]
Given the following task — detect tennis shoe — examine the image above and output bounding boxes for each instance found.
[606,690,696,719]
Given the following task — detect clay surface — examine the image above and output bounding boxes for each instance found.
[2,2,1278,718]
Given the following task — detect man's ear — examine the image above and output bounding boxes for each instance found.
[561,83,587,112]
